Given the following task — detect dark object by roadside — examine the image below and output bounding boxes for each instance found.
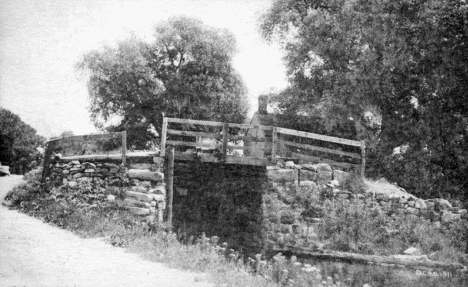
[0,164,11,176]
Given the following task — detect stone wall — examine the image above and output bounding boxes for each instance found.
[45,154,467,255]
[46,154,166,222]
[262,161,468,252]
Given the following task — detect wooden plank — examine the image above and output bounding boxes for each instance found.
[228,135,269,142]
[166,129,223,139]
[226,144,267,151]
[277,139,361,159]
[228,123,273,130]
[121,131,127,165]
[160,117,168,157]
[290,152,358,169]
[166,146,174,233]
[276,127,361,147]
[221,122,229,161]
[47,132,121,143]
[173,152,269,166]
[166,140,219,149]
[271,127,277,163]
[166,117,224,127]
[360,140,366,178]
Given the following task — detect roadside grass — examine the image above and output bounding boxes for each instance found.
[5,170,468,287]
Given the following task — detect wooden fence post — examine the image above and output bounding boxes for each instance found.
[166,146,174,233]
[121,131,127,166]
[271,127,277,163]
[360,140,366,178]
[221,122,229,161]
[161,117,168,157]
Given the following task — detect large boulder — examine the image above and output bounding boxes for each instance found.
[267,169,297,183]
[127,169,164,182]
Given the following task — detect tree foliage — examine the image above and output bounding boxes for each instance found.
[261,0,468,200]
[0,108,45,174]
[78,16,248,149]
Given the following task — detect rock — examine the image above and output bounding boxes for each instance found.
[131,186,148,193]
[84,163,96,168]
[107,194,116,202]
[125,206,150,216]
[284,161,295,168]
[76,177,90,183]
[62,170,70,174]
[71,160,80,165]
[315,163,332,172]
[434,198,452,211]
[375,193,390,201]
[123,198,151,208]
[128,163,153,170]
[316,171,332,185]
[267,169,297,183]
[125,191,161,202]
[407,201,415,207]
[150,183,166,196]
[127,169,164,181]
[84,169,95,173]
[72,173,83,178]
[333,170,350,186]
[399,197,408,204]
[441,212,461,223]
[153,157,164,166]
[267,165,280,170]
[62,178,68,185]
[404,247,422,256]
[68,181,78,188]
[458,209,467,215]
[415,199,427,209]
[301,164,317,172]
[300,170,316,181]
[109,168,119,174]
[407,207,419,215]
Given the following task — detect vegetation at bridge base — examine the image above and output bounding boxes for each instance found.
[77,16,248,150]
[0,108,45,174]
[260,0,468,205]
[5,169,468,287]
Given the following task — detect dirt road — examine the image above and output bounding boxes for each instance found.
[0,175,212,287]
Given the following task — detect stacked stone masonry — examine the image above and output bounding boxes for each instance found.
[47,155,166,222]
[263,161,468,252]
[47,154,466,255]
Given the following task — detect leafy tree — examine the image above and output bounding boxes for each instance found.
[261,0,468,200]
[78,16,248,149]
[0,108,45,174]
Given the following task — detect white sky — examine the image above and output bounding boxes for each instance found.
[0,0,287,138]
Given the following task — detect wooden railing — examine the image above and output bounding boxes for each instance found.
[160,117,366,176]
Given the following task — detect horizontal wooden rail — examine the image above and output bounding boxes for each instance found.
[167,129,223,139]
[278,139,361,159]
[47,132,124,144]
[276,127,361,147]
[166,117,225,127]
[166,140,219,149]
